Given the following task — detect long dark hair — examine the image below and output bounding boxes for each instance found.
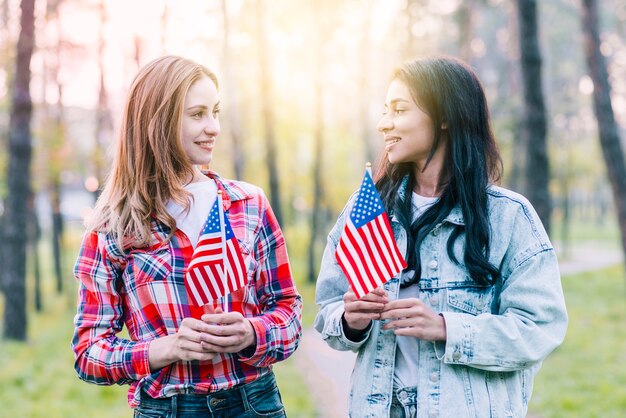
[375,56,502,286]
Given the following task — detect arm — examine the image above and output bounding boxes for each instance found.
[71,232,151,385]
[72,233,217,383]
[236,192,303,368]
[314,195,381,352]
[436,207,568,372]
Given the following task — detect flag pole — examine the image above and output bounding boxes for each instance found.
[217,190,229,313]
[366,161,372,177]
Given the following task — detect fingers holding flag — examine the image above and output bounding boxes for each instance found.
[342,287,388,334]
[199,308,257,353]
[148,317,217,370]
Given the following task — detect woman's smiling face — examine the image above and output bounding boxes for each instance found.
[376,78,437,166]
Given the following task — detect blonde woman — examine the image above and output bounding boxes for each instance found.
[72,56,301,418]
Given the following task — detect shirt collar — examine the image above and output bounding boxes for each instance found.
[203,170,252,211]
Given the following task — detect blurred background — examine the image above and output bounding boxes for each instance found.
[0,0,625,416]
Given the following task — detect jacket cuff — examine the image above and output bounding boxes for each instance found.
[440,312,473,364]
[328,306,371,351]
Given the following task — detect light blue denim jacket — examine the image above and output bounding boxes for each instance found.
[315,179,568,418]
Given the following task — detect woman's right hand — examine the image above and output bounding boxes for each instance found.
[148,317,216,371]
[342,287,388,337]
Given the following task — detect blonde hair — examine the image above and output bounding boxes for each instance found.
[87,56,218,250]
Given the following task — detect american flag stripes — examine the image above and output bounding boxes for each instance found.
[335,169,406,299]
[185,195,247,307]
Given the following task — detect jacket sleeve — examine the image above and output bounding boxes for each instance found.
[436,204,568,372]
[314,194,372,352]
[71,232,152,385]
[237,192,303,367]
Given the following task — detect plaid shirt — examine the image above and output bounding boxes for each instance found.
[71,173,302,407]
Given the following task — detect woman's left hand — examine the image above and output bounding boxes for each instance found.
[380,298,447,341]
[200,308,257,353]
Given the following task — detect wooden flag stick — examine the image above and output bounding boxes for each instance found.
[366,161,372,177]
[217,190,229,313]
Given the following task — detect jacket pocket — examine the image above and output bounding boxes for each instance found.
[446,283,494,315]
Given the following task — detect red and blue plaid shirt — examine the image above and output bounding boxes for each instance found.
[71,172,302,407]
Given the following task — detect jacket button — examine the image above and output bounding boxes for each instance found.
[430,372,438,382]
[452,350,462,361]
[430,296,439,306]
[428,260,438,269]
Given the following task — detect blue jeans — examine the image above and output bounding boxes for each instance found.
[134,372,285,418]
[390,387,417,418]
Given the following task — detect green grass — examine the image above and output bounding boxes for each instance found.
[528,264,626,417]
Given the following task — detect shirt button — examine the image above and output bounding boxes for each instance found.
[429,409,438,418]
[432,228,438,236]
[428,260,438,269]
[430,372,438,382]
[430,296,439,305]
[452,350,462,361]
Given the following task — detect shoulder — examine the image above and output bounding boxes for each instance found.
[486,185,552,251]
[487,185,539,221]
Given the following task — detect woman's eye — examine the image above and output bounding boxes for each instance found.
[192,112,203,119]
[213,108,221,117]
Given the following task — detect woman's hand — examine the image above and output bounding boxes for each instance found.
[148,317,217,371]
[342,287,388,337]
[380,298,447,341]
[199,308,257,354]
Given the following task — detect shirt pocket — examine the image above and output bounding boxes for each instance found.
[445,281,494,316]
[126,244,174,335]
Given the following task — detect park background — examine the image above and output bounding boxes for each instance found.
[1,0,626,416]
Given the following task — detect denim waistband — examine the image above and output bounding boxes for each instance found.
[139,372,276,412]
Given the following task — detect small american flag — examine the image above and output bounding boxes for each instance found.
[185,195,247,307]
[335,169,406,299]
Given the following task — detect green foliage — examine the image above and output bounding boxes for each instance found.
[529,265,626,417]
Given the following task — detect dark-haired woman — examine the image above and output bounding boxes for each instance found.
[315,56,567,418]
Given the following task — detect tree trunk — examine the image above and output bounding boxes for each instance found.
[581,0,626,262]
[307,2,328,284]
[28,192,42,312]
[256,0,283,223]
[221,0,244,180]
[358,1,375,165]
[516,0,551,234]
[2,0,36,341]
[94,0,112,202]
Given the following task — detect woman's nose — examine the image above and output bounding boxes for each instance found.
[205,116,220,136]
[377,114,392,133]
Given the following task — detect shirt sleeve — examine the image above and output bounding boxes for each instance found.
[71,232,152,385]
[237,192,303,367]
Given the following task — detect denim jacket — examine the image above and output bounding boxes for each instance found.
[315,179,568,418]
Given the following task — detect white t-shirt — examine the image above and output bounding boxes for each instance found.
[165,179,217,248]
[393,192,439,389]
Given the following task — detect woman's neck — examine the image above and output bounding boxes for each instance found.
[187,166,210,184]
[412,156,445,198]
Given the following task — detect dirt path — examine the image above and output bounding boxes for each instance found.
[293,243,623,418]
